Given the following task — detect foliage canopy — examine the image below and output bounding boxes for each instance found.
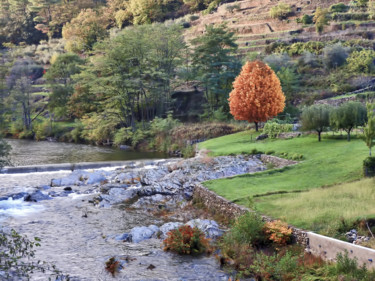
[228,61,285,131]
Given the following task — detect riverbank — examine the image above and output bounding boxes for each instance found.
[0,154,265,279]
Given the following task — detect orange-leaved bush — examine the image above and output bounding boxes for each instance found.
[228,61,285,131]
[163,225,210,255]
[263,220,292,247]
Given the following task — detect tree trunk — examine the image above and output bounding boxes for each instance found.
[318,131,321,142]
[255,122,259,132]
[347,131,351,142]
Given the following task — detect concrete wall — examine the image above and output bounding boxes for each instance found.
[308,232,375,270]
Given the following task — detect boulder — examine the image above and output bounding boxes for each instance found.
[186,219,223,239]
[115,233,131,241]
[130,225,159,243]
[256,134,268,141]
[24,190,51,202]
[159,222,184,238]
[119,145,132,151]
[99,187,138,206]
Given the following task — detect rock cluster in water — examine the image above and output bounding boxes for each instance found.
[48,155,265,241]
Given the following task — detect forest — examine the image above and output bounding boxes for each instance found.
[1,0,375,155]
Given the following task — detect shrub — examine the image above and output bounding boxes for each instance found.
[113,127,133,146]
[363,156,375,177]
[226,4,240,13]
[347,49,375,73]
[263,53,294,71]
[263,121,293,138]
[330,3,349,12]
[189,15,199,21]
[182,144,195,158]
[314,8,330,33]
[163,225,210,255]
[270,3,292,19]
[335,251,370,280]
[105,257,120,277]
[229,212,266,246]
[266,150,275,155]
[250,251,298,280]
[263,220,293,247]
[322,43,349,69]
[301,14,313,24]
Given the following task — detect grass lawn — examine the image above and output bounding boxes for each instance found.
[199,131,370,234]
[256,178,375,235]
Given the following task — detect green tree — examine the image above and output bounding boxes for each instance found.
[301,104,331,141]
[5,59,44,132]
[73,24,185,133]
[0,0,46,45]
[364,103,375,156]
[313,7,329,33]
[276,67,299,104]
[191,24,241,115]
[330,102,367,141]
[44,53,84,118]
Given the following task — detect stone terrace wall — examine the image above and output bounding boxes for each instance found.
[259,154,298,168]
[193,183,309,247]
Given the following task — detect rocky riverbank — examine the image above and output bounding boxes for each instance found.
[0,154,266,280]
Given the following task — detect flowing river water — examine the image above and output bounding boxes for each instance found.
[0,140,231,280]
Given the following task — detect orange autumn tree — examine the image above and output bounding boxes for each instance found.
[228,61,285,131]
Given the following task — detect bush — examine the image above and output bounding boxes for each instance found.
[263,220,293,247]
[250,251,298,280]
[347,49,375,73]
[113,127,133,146]
[301,14,313,24]
[229,212,266,246]
[363,156,375,177]
[263,121,293,138]
[322,43,349,69]
[270,3,292,19]
[226,4,240,13]
[334,251,372,280]
[163,225,210,255]
[330,3,349,12]
[266,150,275,155]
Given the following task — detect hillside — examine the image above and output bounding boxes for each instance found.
[183,0,373,54]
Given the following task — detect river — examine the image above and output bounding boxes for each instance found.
[6,139,168,166]
[0,140,234,280]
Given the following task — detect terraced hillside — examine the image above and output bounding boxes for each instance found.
[184,0,374,54]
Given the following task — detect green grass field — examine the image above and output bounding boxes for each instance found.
[199,131,371,234]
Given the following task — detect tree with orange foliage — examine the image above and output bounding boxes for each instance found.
[228,61,285,131]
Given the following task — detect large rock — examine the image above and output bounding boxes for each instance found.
[186,219,223,239]
[159,222,184,238]
[24,190,51,202]
[99,187,139,206]
[130,225,159,243]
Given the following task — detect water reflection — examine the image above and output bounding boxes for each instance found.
[6,139,168,166]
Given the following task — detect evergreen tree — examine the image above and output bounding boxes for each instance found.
[191,24,241,114]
